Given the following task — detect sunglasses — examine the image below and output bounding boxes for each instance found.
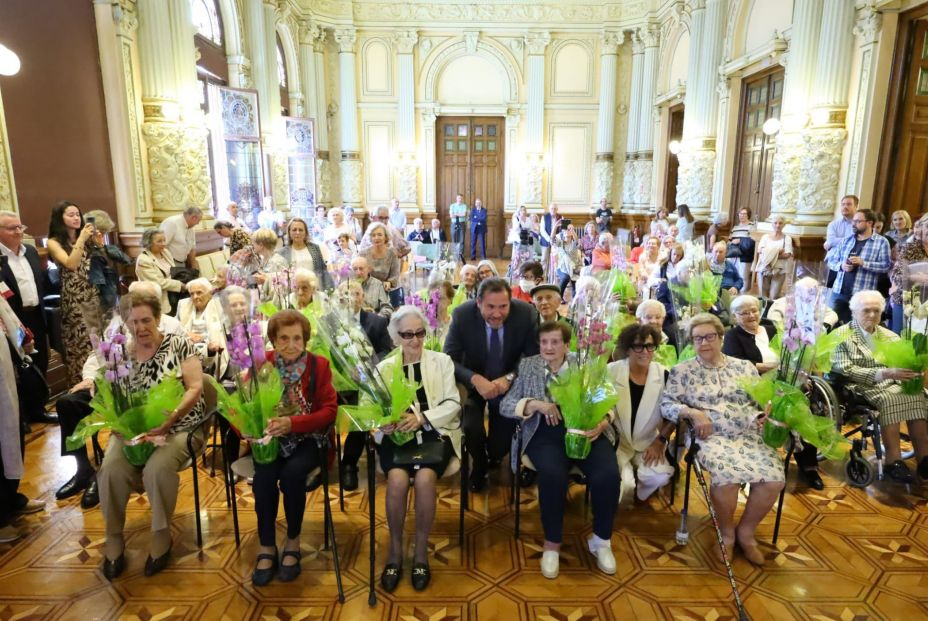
[398,329,428,340]
[630,343,657,353]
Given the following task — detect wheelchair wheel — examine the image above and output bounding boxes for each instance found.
[806,376,841,460]
[845,455,874,488]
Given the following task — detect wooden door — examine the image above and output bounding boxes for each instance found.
[436,116,506,257]
[664,104,684,212]
[731,69,783,223]
[883,19,928,221]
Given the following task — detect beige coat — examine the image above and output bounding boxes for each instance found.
[135,249,184,313]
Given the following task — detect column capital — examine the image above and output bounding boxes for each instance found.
[525,31,551,55]
[299,19,322,46]
[640,23,661,49]
[690,0,707,11]
[394,30,419,54]
[334,27,357,53]
[853,7,883,46]
[631,31,644,55]
[600,30,625,55]
[420,107,438,125]
[111,0,139,37]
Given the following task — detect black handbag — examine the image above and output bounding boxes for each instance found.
[390,397,457,467]
[169,266,200,284]
[8,339,50,421]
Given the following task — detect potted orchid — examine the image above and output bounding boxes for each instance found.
[405,288,444,351]
[872,285,928,394]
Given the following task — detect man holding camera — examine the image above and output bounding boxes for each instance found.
[826,208,891,325]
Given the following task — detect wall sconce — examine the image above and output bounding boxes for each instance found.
[0,43,21,76]
[668,140,682,155]
[762,118,781,136]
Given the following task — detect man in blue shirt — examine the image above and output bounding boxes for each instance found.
[826,208,891,325]
[470,198,488,260]
[824,195,858,288]
[449,194,468,260]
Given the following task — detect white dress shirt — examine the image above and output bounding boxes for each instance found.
[159,214,195,263]
[0,242,40,307]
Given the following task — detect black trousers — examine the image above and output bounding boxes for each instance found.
[463,395,515,475]
[56,389,94,461]
[795,441,819,471]
[524,422,619,544]
[338,392,365,468]
[0,416,27,527]
[253,439,321,547]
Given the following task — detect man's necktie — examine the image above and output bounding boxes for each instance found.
[486,327,503,381]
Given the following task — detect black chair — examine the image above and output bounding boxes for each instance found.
[221,425,344,602]
[365,431,468,606]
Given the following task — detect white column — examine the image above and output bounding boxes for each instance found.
[676,0,725,218]
[302,23,331,203]
[93,0,149,229]
[137,0,177,110]
[844,7,883,197]
[167,0,199,120]
[636,25,660,211]
[299,22,319,125]
[421,108,438,213]
[262,0,281,130]
[335,27,362,206]
[794,0,856,229]
[622,33,645,211]
[594,31,622,207]
[244,0,271,130]
[769,0,823,222]
[523,31,550,207]
[505,109,521,213]
[394,30,418,206]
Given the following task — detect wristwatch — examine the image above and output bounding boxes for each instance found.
[504,372,516,382]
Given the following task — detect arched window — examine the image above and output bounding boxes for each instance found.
[191,0,223,47]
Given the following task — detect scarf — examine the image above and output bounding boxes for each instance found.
[275,352,309,457]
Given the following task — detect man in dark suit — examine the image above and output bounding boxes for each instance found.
[0,211,55,425]
[444,277,539,491]
[340,280,394,490]
[428,219,447,243]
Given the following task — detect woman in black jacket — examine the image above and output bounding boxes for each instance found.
[722,295,824,490]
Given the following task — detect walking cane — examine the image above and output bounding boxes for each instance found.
[684,424,750,621]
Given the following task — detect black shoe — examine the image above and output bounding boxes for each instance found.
[144,546,171,577]
[519,468,537,488]
[81,477,100,509]
[919,456,928,481]
[886,460,915,484]
[30,411,59,425]
[102,553,125,581]
[488,457,502,469]
[252,549,278,586]
[469,472,488,493]
[341,465,359,491]
[305,470,322,492]
[799,468,825,491]
[411,562,431,591]
[278,550,302,582]
[56,473,92,500]
[380,563,402,592]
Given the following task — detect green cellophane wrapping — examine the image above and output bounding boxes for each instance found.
[448,284,468,315]
[654,343,678,368]
[337,351,421,446]
[810,328,848,374]
[678,344,696,363]
[206,363,284,464]
[611,271,638,303]
[548,360,618,460]
[740,376,849,460]
[670,272,722,310]
[66,377,183,466]
[872,334,928,395]
[301,302,359,393]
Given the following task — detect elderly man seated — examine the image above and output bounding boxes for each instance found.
[707,241,743,296]
[531,284,563,325]
[54,282,186,509]
[351,256,393,317]
[832,290,928,483]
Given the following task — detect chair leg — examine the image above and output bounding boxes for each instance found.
[221,430,240,547]
[513,428,523,540]
[366,435,377,607]
[208,418,218,476]
[773,443,793,545]
[320,455,346,603]
[669,419,683,506]
[336,431,345,513]
[461,435,469,511]
[188,434,203,548]
[459,451,466,548]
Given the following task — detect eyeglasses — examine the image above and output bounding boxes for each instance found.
[692,333,719,345]
[398,329,427,340]
[735,309,759,317]
[1,225,26,233]
[630,343,658,353]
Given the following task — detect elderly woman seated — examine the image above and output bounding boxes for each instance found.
[501,321,619,579]
[661,313,784,566]
[607,324,675,503]
[251,310,338,586]
[832,290,928,483]
[176,278,226,368]
[591,233,613,274]
[459,264,479,300]
[97,292,206,580]
[636,299,672,347]
[723,294,824,490]
[476,259,499,283]
[275,267,324,310]
[135,228,185,315]
[374,306,461,593]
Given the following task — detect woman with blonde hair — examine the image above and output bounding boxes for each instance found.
[752,215,793,299]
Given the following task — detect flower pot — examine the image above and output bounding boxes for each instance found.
[251,438,280,464]
[123,442,156,467]
[390,430,415,446]
[564,431,591,460]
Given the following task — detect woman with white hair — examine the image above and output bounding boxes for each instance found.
[373,305,461,593]
[591,232,613,274]
[459,264,478,300]
[324,206,356,245]
[176,278,227,375]
[832,290,928,483]
[284,268,324,309]
[475,259,499,282]
[635,299,669,345]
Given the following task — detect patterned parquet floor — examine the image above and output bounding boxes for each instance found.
[2,421,928,621]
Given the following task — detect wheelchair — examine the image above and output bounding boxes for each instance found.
[823,372,915,487]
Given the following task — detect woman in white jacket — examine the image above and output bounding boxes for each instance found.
[373,305,461,593]
[607,323,675,503]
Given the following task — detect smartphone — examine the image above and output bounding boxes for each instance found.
[15,325,26,348]
[86,216,96,231]
[846,249,860,271]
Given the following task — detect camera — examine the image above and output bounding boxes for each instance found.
[86,216,96,230]
[518,226,533,245]
[560,218,572,228]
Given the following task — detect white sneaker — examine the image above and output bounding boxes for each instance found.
[540,550,559,579]
[0,525,20,544]
[588,537,616,575]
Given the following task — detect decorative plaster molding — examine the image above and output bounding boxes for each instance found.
[420,38,433,55]
[340,159,363,204]
[675,148,715,215]
[769,133,804,217]
[523,153,545,205]
[464,30,480,55]
[846,46,873,194]
[316,158,332,203]
[601,30,625,55]
[854,7,883,46]
[525,31,551,55]
[595,160,615,205]
[640,23,660,48]
[395,155,418,203]
[112,0,139,38]
[796,127,848,225]
[141,121,211,219]
[422,40,519,103]
[334,28,357,53]
[621,159,652,208]
[272,153,289,209]
[631,31,644,55]
[346,2,646,25]
[394,30,419,54]
[0,130,14,211]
